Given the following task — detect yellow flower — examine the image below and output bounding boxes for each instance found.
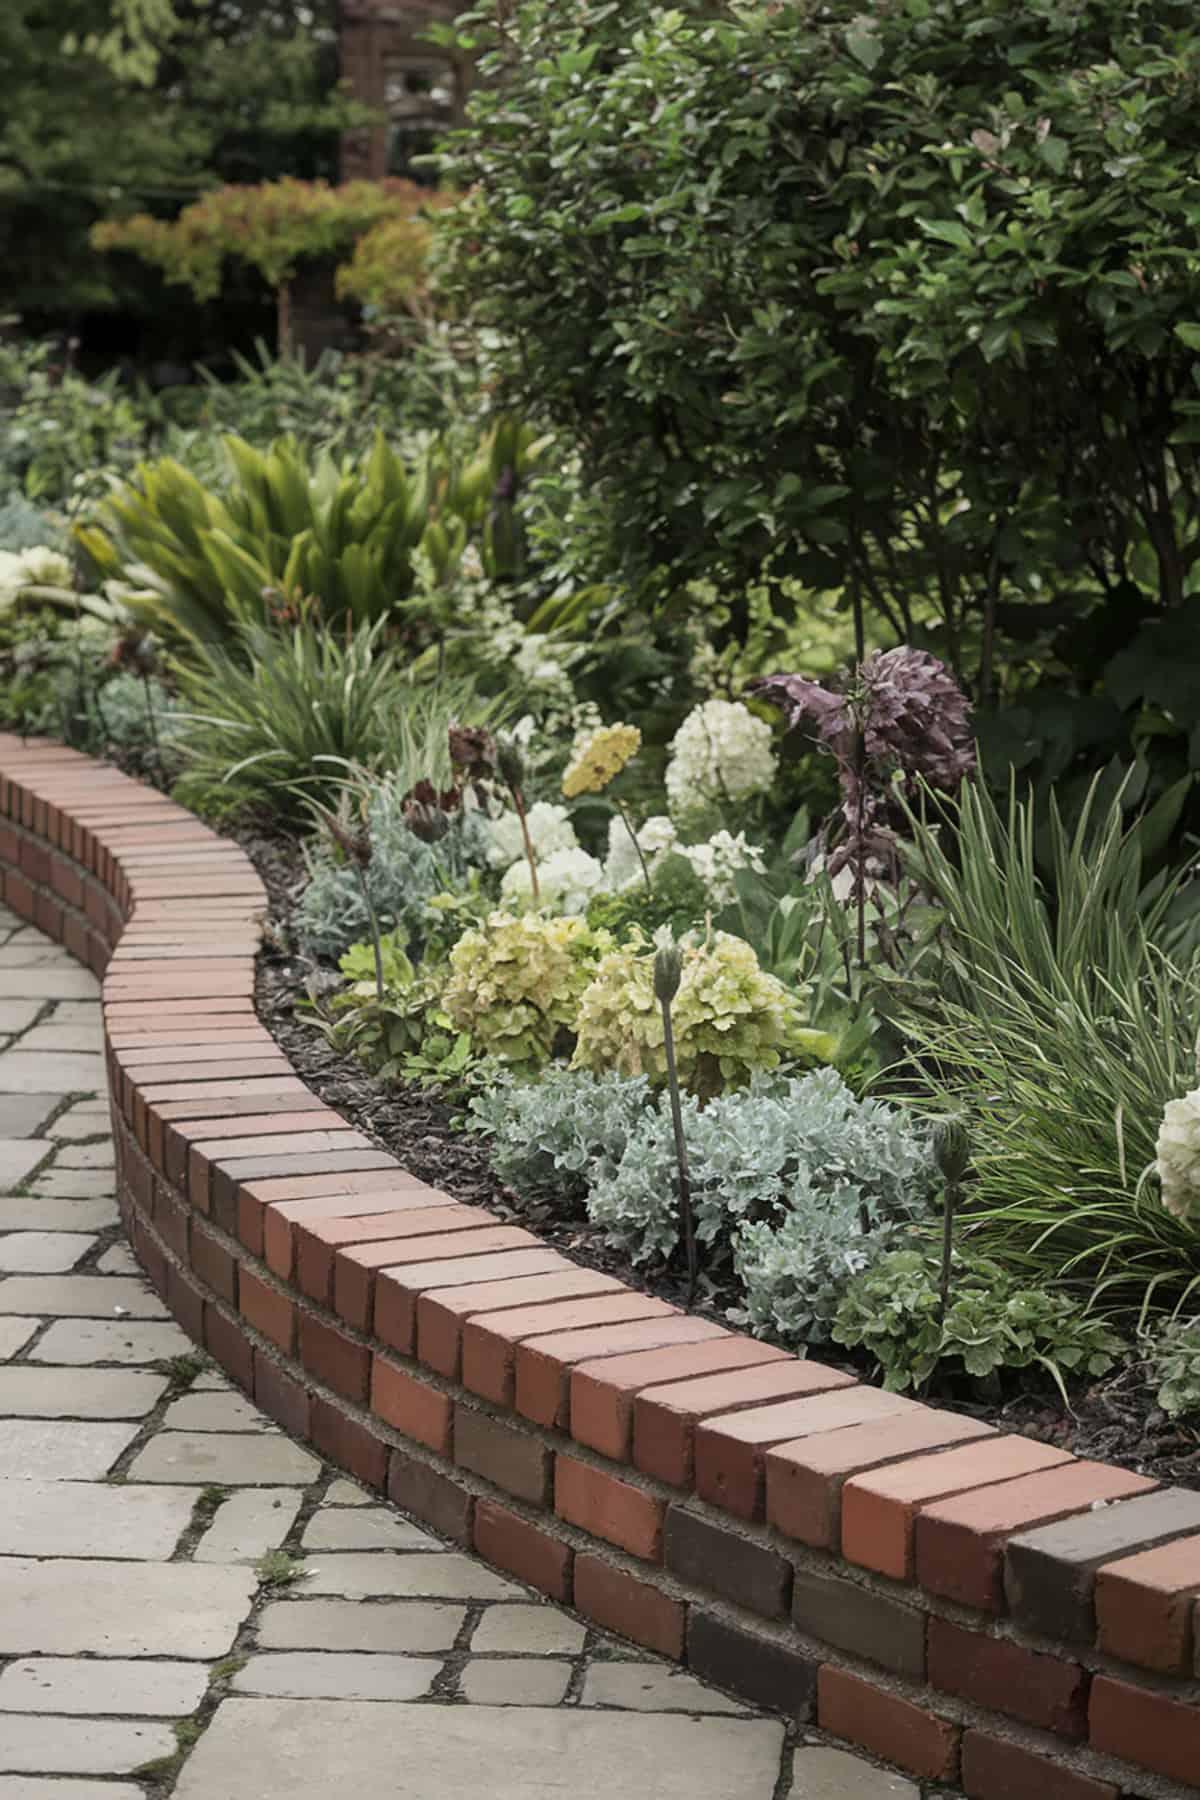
[562,723,642,798]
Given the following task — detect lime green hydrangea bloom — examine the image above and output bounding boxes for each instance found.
[443,910,608,1070]
[571,929,833,1099]
[562,723,642,798]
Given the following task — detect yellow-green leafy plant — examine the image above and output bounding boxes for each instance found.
[572,929,834,1100]
[442,911,607,1070]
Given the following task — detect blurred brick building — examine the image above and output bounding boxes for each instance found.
[339,1,472,182]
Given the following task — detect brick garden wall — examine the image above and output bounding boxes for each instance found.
[2,732,1199,1800]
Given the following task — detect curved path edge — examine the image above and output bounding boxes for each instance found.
[1,732,1197,1800]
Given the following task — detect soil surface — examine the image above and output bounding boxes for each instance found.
[232,821,1200,1496]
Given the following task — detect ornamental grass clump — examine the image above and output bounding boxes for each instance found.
[442,911,606,1070]
[571,929,833,1099]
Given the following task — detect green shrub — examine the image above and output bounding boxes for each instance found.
[467,1066,651,1210]
[443,911,607,1070]
[572,929,832,1099]
[1143,1315,1200,1420]
[833,1249,1129,1399]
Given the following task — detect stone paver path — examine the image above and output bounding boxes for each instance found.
[0,904,921,1799]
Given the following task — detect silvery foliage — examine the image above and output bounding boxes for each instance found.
[294,775,492,958]
[467,1065,653,1209]
[95,673,183,749]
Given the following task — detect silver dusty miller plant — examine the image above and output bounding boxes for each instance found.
[749,647,975,962]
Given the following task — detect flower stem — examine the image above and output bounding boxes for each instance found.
[616,799,652,893]
[511,784,540,904]
[659,993,697,1307]
[355,866,386,1003]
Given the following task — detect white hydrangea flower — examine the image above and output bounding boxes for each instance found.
[0,545,71,609]
[485,800,578,872]
[1156,1087,1200,1220]
[680,830,767,906]
[665,699,777,826]
[512,632,578,704]
[603,814,678,891]
[501,845,608,915]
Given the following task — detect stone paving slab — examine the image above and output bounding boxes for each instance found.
[0,1559,257,1656]
[0,1783,145,1800]
[0,1658,208,1717]
[127,1429,321,1486]
[232,1653,442,1701]
[0,968,100,1001]
[174,1700,787,1800]
[789,1749,919,1798]
[0,1367,168,1417]
[300,1552,522,1601]
[581,1663,747,1713]
[300,1506,441,1552]
[0,1276,167,1317]
[469,1605,586,1657]
[0,1097,58,1137]
[0,1482,197,1558]
[30,1318,193,1363]
[193,1488,304,1563]
[162,1388,275,1432]
[255,1598,467,1653]
[0,1319,36,1360]
[0,1052,107,1091]
[0,1199,117,1232]
[27,1171,117,1199]
[0,1233,94,1273]
[460,1660,572,1706]
[0,1140,53,1188]
[0,1715,175,1777]
[0,1418,140,1479]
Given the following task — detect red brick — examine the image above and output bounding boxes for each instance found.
[166,1261,205,1344]
[474,1499,572,1603]
[131,1213,167,1295]
[569,1336,790,1463]
[928,1617,1088,1739]
[696,1384,914,1522]
[193,1129,368,1208]
[766,1411,998,1549]
[574,1553,685,1659]
[634,1360,859,1489]
[916,1461,1156,1612]
[843,1436,1072,1580]
[1088,1673,1200,1786]
[555,1454,664,1562]
[453,1405,550,1506]
[254,1353,311,1440]
[961,1730,1118,1800]
[35,891,63,938]
[238,1266,295,1355]
[374,1250,567,1356]
[335,1225,540,1332]
[518,1317,730,1431]
[389,1446,473,1546]
[1094,1534,1200,1672]
[370,1355,452,1455]
[464,1294,677,1408]
[260,1181,447,1277]
[818,1666,959,1783]
[296,1203,484,1305]
[418,1269,625,1380]
[311,1395,387,1490]
[297,1312,370,1403]
[189,1219,238,1303]
[204,1304,254,1390]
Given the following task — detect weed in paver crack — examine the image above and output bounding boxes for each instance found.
[158,1350,207,1393]
[256,1548,307,1587]
[209,1653,249,1684]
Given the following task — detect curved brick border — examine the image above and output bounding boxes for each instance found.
[2,734,1199,1800]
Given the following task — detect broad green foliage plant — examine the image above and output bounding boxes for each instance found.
[1143,1315,1200,1419]
[443,911,607,1070]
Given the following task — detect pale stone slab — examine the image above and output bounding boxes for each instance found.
[470,1607,586,1657]
[0,1483,196,1559]
[0,1367,167,1418]
[232,1654,440,1702]
[0,1559,257,1656]
[0,1053,106,1092]
[0,1140,52,1189]
[128,1432,319,1486]
[95,1243,138,1276]
[27,1172,115,1199]
[0,1658,208,1717]
[32,1319,191,1364]
[0,1319,36,1360]
[0,1003,41,1034]
[18,1027,105,1057]
[0,944,73,968]
[582,1664,746,1714]
[0,1199,116,1233]
[0,1717,174,1777]
[788,1749,919,1798]
[175,1701,785,1800]
[256,1599,464,1654]
[0,1419,138,1479]
[461,1660,571,1706]
[194,1488,304,1563]
[0,969,99,1001]
[0,1098,59,1139]
[0,1783,144,1800]
[301,1508,440,1552]
[163,1390,271,1433]
[0,1235,94,1274]
[49,1107,112,1144]
[323,1478,371,1506]
[0,1277,165,1318]
[53,1144,114,1170]
[302,1553,521,1601]
[49,1006,104,1026]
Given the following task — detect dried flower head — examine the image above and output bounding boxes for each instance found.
[449,723,498,782]
[562,723,642,798]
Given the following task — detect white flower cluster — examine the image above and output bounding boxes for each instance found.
[485,800,579,872]
[665,699,777,826]
[1156,1087,1200,1221]
[0,545,72,609]
[501,845,607,915]
[603,815,764,906]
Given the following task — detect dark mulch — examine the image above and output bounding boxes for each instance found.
[232,821,1200,1495]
